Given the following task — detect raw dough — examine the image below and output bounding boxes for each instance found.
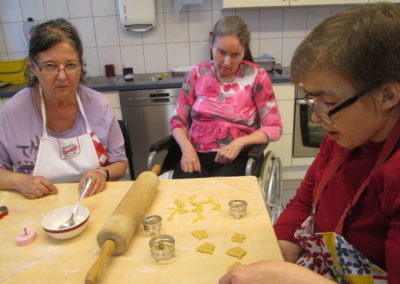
[191,230,208,240]
[226,247,247,259]
[197,242,215,254]
[231,233,246,243]
[227,261,242,272]
[192,214,205,224]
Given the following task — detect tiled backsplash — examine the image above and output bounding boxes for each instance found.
[0,0,355,77]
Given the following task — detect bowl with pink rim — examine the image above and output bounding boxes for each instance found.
[41,205,90,240]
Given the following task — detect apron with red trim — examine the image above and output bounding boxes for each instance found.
[32,86,107,183]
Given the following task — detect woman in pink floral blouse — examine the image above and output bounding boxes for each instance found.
[170,15,283,178]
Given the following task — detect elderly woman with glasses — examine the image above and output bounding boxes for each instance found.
[220,3,400,284]
[0,19,127,199]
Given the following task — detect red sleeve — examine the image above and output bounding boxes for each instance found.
[273,136,334,241]
[381,150,400,283]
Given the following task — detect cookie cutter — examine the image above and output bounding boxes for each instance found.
[149,234,175,261]
[229,200,247,219]
[143,215,162,236]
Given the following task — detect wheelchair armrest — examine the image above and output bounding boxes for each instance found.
[150,135,175,152]
[247,143,269,160]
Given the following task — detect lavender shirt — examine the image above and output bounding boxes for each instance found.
[0,85,126,175]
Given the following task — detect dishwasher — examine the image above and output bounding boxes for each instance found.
[120,88,180,178]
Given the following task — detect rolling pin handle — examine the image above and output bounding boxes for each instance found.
[151,164,161,175]
[85,239,116,284]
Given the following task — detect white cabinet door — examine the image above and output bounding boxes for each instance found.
[290,0,368,5]
[102,91,123,120]
[223,0,289,9]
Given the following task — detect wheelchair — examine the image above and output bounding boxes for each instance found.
[147,135,283,223]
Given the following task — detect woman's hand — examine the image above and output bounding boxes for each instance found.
[215,139,245,164]
[180,147,201,173]
[14,174,58,199]
[79,169,107,196]
[219,260,334,284]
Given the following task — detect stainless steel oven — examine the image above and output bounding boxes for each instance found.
[293,87,326,157]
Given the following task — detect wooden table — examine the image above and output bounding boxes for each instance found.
[0,176,283,283]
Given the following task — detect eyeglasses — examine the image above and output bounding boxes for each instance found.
[32,60,81,77]
[304,89,368,124]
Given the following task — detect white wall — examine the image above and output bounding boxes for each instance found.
[0,0,356,77]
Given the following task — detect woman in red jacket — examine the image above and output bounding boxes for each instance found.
[220,2,400,284]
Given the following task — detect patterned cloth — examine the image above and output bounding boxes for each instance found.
[170,60,282,153]
[294,215,387,283]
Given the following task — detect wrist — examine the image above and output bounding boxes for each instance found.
[98,167,110,181]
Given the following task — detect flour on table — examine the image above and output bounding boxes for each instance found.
[191,229,208,240]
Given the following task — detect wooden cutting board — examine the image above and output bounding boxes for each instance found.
[0,176,283,283]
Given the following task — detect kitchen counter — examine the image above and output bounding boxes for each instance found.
[0,69,291,98]
[0,176,283,283]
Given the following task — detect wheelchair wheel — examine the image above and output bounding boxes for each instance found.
[258,151,282,224]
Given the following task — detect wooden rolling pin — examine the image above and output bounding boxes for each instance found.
[85,168,160,284]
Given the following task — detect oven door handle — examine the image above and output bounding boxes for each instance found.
[296,99,313,105]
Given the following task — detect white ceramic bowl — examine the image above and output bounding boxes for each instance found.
[41,205,90,240]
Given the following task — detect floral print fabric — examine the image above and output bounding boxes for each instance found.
[294,215,388,283]
[170,60,282,152]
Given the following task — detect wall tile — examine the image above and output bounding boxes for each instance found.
[282,37,303,67]
[166,42,190,70]
[94,16,119,47]
[120,45,145,74]
[260,38,283,63]
[118,19,143,46]
[143,43,167,73]
[189,41,210,65]
[70,18,96,48]
[97,46,122,75]
[330,4,354,16]
[188,0,212,11]
[164,0,184,13]
[250,38,260,58]
[260,8,283,39]
[83,47,100,76]
[212,0,223,11]
[68,0,93,18]
[188,11,212,42]
[283,7,307,38]
[0,26,6,53]
[237,8,260,40]
[7,52,26,60]
[142,13,166,44]
[0,0,23,23]
[211,9,235,27]
[0,53,8,61]
[91,0,116,16]
[306,6,330,33]
[3,23,28,53]
[44,0,69,19]
[20,0,46,21]
[165,12,188,43]
[155,0,164,12]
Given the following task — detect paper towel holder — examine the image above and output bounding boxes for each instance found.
[117,0,156,32]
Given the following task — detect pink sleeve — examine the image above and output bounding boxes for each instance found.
[253,69,283,141]
[169,67,197,132]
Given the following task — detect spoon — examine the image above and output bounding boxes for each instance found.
[58,177,93,229]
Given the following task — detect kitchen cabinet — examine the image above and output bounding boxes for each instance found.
[369,0,400,2]
[102,90,123,120]
[267,83,315,171]
[290,0,367,5]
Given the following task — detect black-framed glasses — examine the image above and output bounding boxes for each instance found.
[304,89,368,124]
[32,59,81,77]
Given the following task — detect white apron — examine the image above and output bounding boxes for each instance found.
[32,86,107,183]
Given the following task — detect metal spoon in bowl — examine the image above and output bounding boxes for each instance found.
[58,177,93,229]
